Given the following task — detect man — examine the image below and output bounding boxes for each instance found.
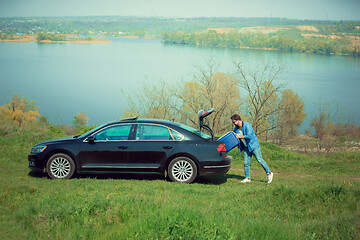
[231,114,274,184]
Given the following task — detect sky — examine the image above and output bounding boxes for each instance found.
[0,0,359,20]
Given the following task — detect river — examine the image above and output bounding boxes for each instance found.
[1,37,359,132]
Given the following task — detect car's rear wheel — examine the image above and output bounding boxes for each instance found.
[168,157,197,183]
[46,153,75,179]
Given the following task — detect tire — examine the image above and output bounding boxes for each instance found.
[168,157,197,183]
[46,153,75,179]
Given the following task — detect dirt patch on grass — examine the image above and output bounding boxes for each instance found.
[276,172,360,180]
[301,33,341,39]
[296,25,319,32]
[207,28,235,34]
[347,35,360,47]
[239,26,290,33]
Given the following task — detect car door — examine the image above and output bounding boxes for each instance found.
[78,124,133,171]
[128,124,177,172]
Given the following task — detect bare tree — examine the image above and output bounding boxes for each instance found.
[310,100,354,153]
[234,61,285,137]
[122,61,241,135]
[122,60,307,141]
[172,60,240,133]
[121,79,177,120]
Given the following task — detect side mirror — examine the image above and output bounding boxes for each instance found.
[87,136,95,143]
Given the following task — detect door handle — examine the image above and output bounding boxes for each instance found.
[163,146,173,150]
[118,146,128,149]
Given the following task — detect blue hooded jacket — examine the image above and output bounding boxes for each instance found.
[233,121,260,153]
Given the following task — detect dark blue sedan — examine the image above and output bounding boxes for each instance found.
[28,113,230,183]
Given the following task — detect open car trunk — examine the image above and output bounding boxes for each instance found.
[198,108,215,140]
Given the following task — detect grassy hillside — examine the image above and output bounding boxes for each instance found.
[0,130,359,239]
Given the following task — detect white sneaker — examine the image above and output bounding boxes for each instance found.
[267,172,274,184]
[240,178,251,183]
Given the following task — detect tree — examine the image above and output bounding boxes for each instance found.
[275,89,306,145]
[122,80,175,120]
[173,80,206,126]
[72,112,89,130]
[187,63,240,133]
[36,32,66,42]
[235,62,285,137]
[123,61,241,135]
[133,29,146,38]
[309,101,355,153]
[123,60,307,141]
[37,32,46,41]
[280,89,306,134]
[0,94,40,128]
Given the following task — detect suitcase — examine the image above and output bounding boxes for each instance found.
[218,131,239,152]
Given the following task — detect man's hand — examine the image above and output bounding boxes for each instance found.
[235,134,243,139]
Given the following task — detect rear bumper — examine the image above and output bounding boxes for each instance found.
[199,157,231,176]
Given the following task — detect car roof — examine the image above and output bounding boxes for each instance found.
[115,118,181,127]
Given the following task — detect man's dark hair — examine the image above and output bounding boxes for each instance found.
[230,114,241,121]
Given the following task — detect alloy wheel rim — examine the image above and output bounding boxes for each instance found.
[172,160,193,182]
[50,157,71,178]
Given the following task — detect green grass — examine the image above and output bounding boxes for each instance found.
[1,130,359,239]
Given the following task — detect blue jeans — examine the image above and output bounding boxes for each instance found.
[243,146,271,179]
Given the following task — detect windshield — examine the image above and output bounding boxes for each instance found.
[78,124,107,138]
[178,124,211,140]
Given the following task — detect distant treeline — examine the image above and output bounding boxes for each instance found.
[162,30,359,56]
[1,16,359,56]
[1,16,359,36]
[36,32,66,41]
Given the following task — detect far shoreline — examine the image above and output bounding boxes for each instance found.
[0,35,111,44]
[1,34,355,57]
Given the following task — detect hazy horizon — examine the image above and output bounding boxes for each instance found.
[0,0,359,21]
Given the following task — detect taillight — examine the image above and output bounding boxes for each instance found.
[217,143,227,152]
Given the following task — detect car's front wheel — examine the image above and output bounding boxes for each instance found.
[46,153,75,179]
[168,157,197,183]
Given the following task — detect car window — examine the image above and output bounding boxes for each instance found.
[170,129,184,141]
[93,124,132,141]
[136,124,172,141]
[178,124,211,140]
